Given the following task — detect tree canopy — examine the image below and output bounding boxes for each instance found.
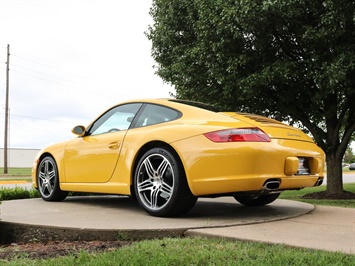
[147,0,355,195]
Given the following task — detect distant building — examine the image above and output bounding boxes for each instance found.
[0,148,40,168]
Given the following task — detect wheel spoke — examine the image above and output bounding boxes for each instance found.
[157,158,169,177]
[48,170,56,181]
[143,158,156,178]
[46,183,53,194]
[137,179,154,192]
[150,188,160,209]
[47,183,53,195]
[44,160,49,175]
[161,181,173,197]
[39,172,46,182]
[40,181,47,193]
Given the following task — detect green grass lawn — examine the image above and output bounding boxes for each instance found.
[2,237,353,265]
[0,167,32,176]
[280,183,355,208]
[0,168,32,183]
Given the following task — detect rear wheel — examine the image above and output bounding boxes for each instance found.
[37,156,68,201]
[134,147,197,217]
[234,193,280,206]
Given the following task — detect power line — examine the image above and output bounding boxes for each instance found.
[7,113,74,124]
[12,52,101,79]
[8,49,146,99]
[10,69,116,99]
[9,120,67,135]
[11,49,116,85]
[0,47,170,130]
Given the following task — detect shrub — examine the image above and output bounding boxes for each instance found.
[0,187,40,201]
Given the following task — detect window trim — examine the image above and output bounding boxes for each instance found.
[85,103,143,136]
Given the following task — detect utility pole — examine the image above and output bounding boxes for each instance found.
[4,44,10,174]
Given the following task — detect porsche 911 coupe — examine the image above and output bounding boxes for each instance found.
[32,98,325,217]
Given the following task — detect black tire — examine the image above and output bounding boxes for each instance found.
[37,156,68,201]
[234,193,280,206]
[134,147,197,217]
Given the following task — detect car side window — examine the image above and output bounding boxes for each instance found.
[134,104,181,128]
[88,103,142,135]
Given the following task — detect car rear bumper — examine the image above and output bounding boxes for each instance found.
[173,137,325,196]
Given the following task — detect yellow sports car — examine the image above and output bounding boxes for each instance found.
[32,98,325,217]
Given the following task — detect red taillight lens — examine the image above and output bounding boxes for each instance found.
[204,128,271,142]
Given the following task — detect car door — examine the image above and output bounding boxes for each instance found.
[63,103,142,183]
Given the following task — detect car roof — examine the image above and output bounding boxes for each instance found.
[120,98,221,112]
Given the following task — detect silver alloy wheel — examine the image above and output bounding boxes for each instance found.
[37,156,68,201]
[136,153,174,211]
[38,158,56,199]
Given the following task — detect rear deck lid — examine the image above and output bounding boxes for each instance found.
[220,112,314,142]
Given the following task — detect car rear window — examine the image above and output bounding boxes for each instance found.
[134,104,182,127]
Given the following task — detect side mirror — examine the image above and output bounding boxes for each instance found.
[72,125,86,136]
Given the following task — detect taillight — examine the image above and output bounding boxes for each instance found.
[204,128,271,142]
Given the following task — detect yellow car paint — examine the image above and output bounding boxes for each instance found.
[32,98,325,199]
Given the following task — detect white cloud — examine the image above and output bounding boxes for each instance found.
[0,0,172,149]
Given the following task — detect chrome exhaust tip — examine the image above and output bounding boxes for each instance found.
[263,180,281,190]
[316,178,323,186]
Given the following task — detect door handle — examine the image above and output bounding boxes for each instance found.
[108,141,120,150]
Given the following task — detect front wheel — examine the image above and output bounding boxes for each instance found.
[134,147,197,217]
[234,193,280,206]
[37,156,68,201]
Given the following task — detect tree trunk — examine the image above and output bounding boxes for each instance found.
[325,151,344,194]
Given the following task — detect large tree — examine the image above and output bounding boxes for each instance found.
[147,0,355,195]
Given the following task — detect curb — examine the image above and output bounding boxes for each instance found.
[0,221,186,243]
